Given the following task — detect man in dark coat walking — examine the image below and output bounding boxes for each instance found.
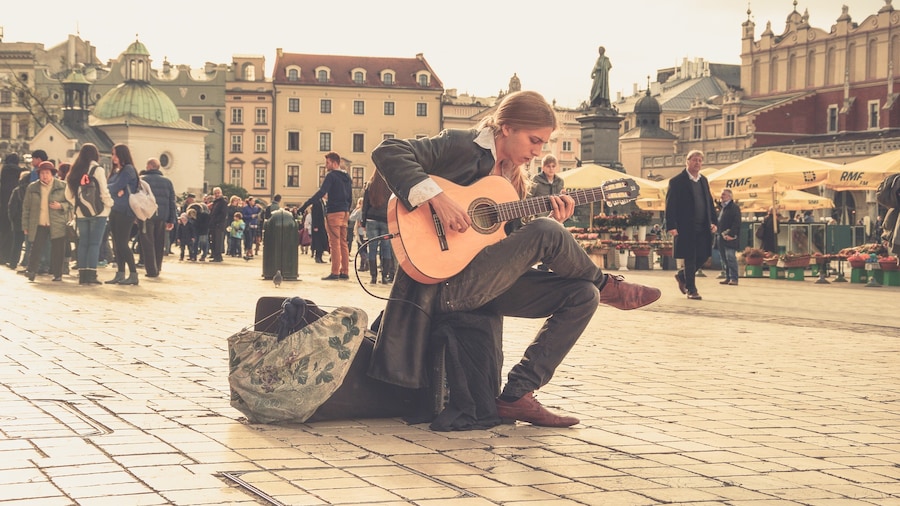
[665,150,717,300]
[138,158,177,277]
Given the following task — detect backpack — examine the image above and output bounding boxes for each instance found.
[76,163,105,217]
[129,177,158,221]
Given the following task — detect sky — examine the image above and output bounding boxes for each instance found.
[0,0,883,108]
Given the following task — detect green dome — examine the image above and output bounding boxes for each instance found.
[124,40,151,56]
[93,82,180,123]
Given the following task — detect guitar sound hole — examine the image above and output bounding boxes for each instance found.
[469,199,500,234]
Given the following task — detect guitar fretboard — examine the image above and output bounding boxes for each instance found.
[484,179,639,224]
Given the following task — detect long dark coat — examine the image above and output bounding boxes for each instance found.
[665,169,715,259]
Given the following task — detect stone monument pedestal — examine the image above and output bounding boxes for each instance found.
[576,107,625,168]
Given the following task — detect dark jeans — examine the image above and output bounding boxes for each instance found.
[28,226,64,278]
[109,209,136,273]
[438,218,603,398]
[139,217,167,276]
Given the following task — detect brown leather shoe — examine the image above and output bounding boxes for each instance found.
[599,275,661,310]
[675,271,687,294]
[687,292,702,300]
[495,392,579,427]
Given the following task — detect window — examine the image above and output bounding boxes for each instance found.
[288,98,300,112]
[317,70,328,83]
[319,132,332,151]
[287,68,299,81]
[255,134,267,153]
[0,90,11,105]
[353,100,365,115]
[416,102,427,117]
[384,101,395,116]
[418,74,429,87]
[229,168,242,186]
[383,133,395,141]
[562,140,573,152]
[623,120,630,132]
[286,165,300,187]
[320,99,332,114]
[827,105,838,133]
[351,166,365,189]
[254,167,266,189]
[243,64,255,81]
[190,115,204,126]
[255,108,267,125]
[287,131,300,151]
[868,100,880,129]
[383,72,394,85]
[352,133,365,153]
[666,118,674,131]
[725,114,736,137]
[231,134,243,153]
[0,119,10,139]
[353,71,364,84]
[692,118,702,140]
[231,108,243,124]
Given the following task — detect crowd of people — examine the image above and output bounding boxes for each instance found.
[0,147,399,286]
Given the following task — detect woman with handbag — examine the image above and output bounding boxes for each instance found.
[65,143,115,285]
[105,143,140,285]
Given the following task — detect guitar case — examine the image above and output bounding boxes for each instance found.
[253,296,436,422]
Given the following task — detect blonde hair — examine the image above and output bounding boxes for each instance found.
[478,90,557,198]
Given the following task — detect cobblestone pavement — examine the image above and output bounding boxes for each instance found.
[1,252,898,505]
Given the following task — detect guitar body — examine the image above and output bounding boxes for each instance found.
[388,174,638,284]
[388,176,518,284]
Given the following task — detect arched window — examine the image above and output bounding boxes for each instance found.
[867,39,879,80]
[353,71,364,84]
[751,59,761,95]
[383,72,394,85]
[806,50,816,87]
[317,69,328,83]
[243,64,255,81]
[769,56,779,93]
[825,46,836,85]
[287,69,299,81]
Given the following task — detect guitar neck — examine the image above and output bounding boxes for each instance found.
[492,188,608,222]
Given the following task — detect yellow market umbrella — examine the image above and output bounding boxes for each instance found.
[825,149,900,190]
[738,189,834,213]
[558,164,666,200]
[705,151,838,195]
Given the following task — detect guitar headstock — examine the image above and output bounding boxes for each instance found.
[601,178,640,207]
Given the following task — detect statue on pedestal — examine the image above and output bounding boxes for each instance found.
[590,46,612,109]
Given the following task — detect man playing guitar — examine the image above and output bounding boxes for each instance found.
[368,90,661,428]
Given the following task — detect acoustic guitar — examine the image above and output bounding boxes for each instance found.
[388,175,639,284]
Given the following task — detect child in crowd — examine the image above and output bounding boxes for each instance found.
[228,212,245,257]
[176,213,195,261]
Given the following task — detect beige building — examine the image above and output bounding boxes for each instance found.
[442,76,583,176]
[270,50,443,206]
[225,55,274,200]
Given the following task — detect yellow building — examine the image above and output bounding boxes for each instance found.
[225,55,274,200]
[270,50,443,206]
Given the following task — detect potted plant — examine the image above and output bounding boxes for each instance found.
[652,240,674,257]
[742,247,766,266]
[878,256,899,271]
[780,251,811,269]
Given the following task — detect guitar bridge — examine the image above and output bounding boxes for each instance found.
[429,204,449,251]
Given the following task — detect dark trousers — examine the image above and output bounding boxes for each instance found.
[139,217,167,276]
[676,229,711,294]
[7,229,25,268]
[210,225,225,261]
[27,226,64,278]
[438,218,603,398]
[109,209,136,273]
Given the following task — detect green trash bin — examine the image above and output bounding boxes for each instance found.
[262,209,299,280]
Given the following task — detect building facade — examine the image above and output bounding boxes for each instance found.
[270,50,443,206]
[225,55,274,200]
